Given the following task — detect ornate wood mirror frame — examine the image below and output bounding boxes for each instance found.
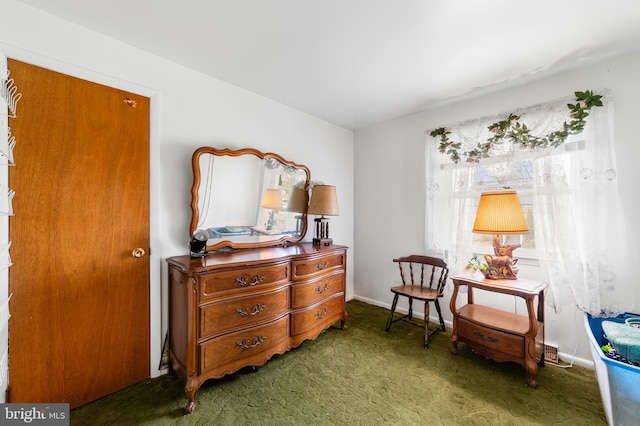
[190,147,311,252]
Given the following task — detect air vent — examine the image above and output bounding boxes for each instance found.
[544,344,559,363]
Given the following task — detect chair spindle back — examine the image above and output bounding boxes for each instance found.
[394,255,449,294]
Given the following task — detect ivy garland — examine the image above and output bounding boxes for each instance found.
[430,90,603,164]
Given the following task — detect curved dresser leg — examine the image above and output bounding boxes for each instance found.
[184,380,198,414]
[341,309,349,330]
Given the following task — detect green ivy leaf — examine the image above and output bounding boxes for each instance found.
[430,91,603,164]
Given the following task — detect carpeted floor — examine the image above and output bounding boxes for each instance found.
[71,300,606,425]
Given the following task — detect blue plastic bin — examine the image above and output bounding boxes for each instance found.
[585,312,640,425]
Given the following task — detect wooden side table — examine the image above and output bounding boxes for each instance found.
[450,274,547,387]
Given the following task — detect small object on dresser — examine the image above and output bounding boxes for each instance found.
[190,229,211,257]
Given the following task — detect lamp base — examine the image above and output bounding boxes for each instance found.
[313,216,332,247]
[482,234,521,280]
[482,260,519,280]
[313,237,333,247]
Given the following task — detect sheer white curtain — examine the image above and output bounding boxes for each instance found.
[425,95,632,316]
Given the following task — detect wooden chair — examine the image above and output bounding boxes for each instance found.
[385,255,449,348]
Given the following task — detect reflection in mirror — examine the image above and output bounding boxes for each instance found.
[190,147,310,254]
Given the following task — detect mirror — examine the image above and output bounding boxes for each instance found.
[190,147,311,253]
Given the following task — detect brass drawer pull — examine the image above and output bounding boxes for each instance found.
[315,261,329,271]
[315,283,330,294]
[236,304,266,316]
[236,335,267,349]
[235,274,265,287]
[474,331,484,340]
[315,307,329,319]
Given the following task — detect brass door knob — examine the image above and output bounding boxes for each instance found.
[132,248,146,258]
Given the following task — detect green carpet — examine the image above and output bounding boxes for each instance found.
[71,300,606,425]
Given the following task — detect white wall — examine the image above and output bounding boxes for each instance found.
[1,0,354,380]
[354,50,640,367]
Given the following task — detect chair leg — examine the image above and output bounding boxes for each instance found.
[423,301,430,348]
[385,294,399,332]
[408,298,413,321]
[434,299,445,332]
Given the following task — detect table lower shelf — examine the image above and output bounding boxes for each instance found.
[452,304,544,387]
[458,304,541,335]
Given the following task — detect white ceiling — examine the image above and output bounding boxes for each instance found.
[16,0,640,130]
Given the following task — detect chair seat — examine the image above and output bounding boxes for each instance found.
[390,285,442,301]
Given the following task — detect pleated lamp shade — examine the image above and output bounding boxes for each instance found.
[472,190,529,235]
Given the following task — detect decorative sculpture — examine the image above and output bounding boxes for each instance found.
[483,236,521,279]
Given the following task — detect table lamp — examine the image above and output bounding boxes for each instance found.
[261,188,283,230]
[287,185,308,237]
[472,190,529,279]
[308,184,339,246]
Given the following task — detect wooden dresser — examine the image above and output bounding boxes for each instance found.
[167,243,348,412]
[449,275,547,387]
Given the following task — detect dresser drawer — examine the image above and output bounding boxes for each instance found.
[291,252,345,281]
[200,263,290,301]
[290,272,344,310]
[200,315,290,373]
[291,293,344,336]
[200,286,290,339]
[458,317,524,358]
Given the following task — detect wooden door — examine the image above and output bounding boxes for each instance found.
[8,60,150,408]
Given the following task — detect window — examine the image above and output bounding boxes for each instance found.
[425,97,631,315]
